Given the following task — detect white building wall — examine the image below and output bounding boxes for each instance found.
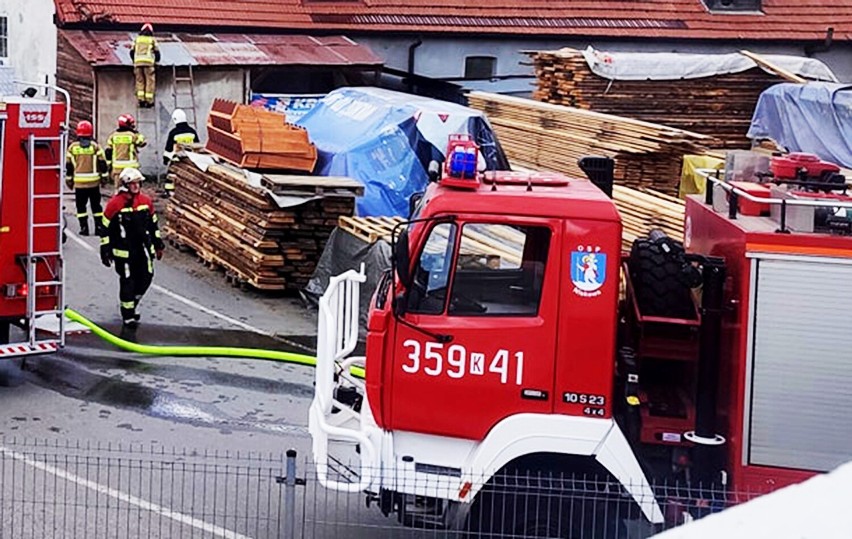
[95,68,246,177]
[358,36,852,95]
[1,0,56,88]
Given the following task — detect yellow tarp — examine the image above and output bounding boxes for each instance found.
[679,154,725,198]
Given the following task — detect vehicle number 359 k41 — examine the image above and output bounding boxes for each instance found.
[401,340,524,385]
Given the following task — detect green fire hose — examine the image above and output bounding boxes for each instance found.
[64,308,366,379]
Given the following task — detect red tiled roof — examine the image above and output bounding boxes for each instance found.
[54,0,850,41]
[60,29,383,67]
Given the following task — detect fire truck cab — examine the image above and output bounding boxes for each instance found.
[309,139,852,535]
[0,87,68,357]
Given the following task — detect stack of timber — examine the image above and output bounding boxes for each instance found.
[527,48,792,150]
[206,99,318,172]
[164,159,362,291]
[613,185,685,251]
[467,92,712,196]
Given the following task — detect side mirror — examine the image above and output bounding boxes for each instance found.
[578,156,614,199]
[393,291,408,317]
[395,227,412,289]
[408,192,424,219]
[428,160,441,183]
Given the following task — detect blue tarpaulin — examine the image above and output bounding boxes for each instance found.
[297,87,509,217]
[748,83,852,169]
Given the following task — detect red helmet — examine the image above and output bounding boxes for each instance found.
[76,120,93,138]
[117,114,136,130]
[141,23,153,33]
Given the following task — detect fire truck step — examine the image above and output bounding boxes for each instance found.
[0,342,58,356]
[34,280,62,286]
[31,251,61,256]
[31,165,62,171]
[34,309,65,316]
[33,193,62,200]
[33,223,60,228]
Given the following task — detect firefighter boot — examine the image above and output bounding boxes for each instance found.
[78,217,90,236]
[94,218,106,237]
[121,302,138,328]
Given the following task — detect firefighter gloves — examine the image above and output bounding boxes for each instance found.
[100,246,113,268]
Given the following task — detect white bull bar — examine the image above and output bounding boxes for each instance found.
[308,266,379,492]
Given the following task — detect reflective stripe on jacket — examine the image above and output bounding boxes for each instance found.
[107,130,146,169]
[133,35,157,66]
[66,141,106,187]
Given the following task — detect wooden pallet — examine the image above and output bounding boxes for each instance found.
[262,174,364,197]
[338,216,405,243]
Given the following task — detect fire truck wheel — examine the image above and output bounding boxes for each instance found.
[0,321,10,345]
[628,238,696,319]
[466,480,616,538]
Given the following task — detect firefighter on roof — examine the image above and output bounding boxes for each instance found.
[162,108,200,197]
[99,168,165,327]
[131,23,160,108]
[105,114,146,190]
[65,120,108,236]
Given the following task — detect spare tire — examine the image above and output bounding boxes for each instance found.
[628,233,698,319]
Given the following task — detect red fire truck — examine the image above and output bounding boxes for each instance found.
[0,86,69,357]
[309,138,852,535]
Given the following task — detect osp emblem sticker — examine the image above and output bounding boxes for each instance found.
[19,104,52,128]
[571,246,606,297]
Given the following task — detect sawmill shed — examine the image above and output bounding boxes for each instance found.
[57,30,382,174]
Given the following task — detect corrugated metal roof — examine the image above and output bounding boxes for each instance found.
[53,0,851,41]
[59,30,383,67]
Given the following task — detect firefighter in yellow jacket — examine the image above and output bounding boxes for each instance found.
[131,23,160,107]
[105,114,147,189]
[65,120,108,236]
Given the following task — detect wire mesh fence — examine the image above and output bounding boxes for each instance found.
[0,438,769,538]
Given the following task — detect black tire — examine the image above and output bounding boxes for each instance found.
[628,237,697,319]
[0,320,10,345]
[466,474,619,538]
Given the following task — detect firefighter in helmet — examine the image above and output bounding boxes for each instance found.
[162,108,200,197]
[65,120,108,236]
[105,114,147,190]
[99,168,165,327]
[131,23,160,108]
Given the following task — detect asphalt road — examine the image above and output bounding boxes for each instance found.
[0,194,418,538]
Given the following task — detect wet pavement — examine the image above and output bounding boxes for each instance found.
[1,199,323,457]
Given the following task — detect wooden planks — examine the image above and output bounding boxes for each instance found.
[467,92,711,196]
[206,99,318,172]
[338,216,404,243]
[164,159,359,291]
[262,175,364,197]
[613,185,685,251]
[526,48,794,150]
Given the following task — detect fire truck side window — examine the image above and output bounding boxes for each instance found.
[449,224,550,316]
[407,222,458,314]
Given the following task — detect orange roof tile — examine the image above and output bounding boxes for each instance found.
[53,0,850,41]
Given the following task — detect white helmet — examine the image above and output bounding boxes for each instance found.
[119,167,144,185]
[171,108,187,125]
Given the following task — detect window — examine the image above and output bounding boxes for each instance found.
[449,224,550,316]
[0,17,7,59]
[407,222,458,314]
[464,56,496,80]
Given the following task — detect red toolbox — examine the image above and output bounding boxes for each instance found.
[730,181,771,216]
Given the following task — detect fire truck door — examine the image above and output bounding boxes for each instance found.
[389,216,561,440]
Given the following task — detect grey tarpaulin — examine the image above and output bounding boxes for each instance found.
[304,228,392,337]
